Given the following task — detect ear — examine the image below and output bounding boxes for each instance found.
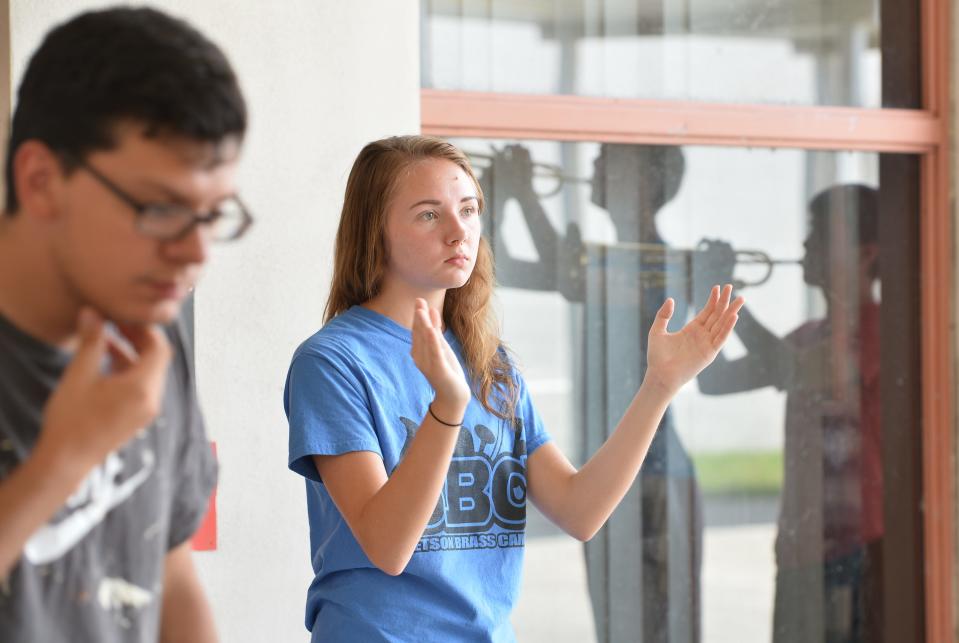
[12,140,66,221]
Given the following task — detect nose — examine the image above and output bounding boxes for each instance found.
[444,210,470,246]
[162,222,211,266]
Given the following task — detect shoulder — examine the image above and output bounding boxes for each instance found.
[785,319,826,346]
[289,310,393,382]
[161,317,196,398]
[162,315,190,354]
[292,314,368,366]
[495,345,526,386]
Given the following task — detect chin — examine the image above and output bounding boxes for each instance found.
[145,300,184,325]
[446,275,472,290]
[152,307,182,325]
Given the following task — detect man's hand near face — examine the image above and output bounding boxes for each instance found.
[0,307,171,578]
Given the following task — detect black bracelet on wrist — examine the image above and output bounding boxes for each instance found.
[428,403,463,428]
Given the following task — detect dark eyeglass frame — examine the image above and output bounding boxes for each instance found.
[73,158,253,242]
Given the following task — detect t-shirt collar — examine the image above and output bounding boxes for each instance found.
[349,305,458,346]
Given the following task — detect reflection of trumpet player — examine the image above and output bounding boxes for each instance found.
[484,142,702,643]
[696,185,883,643]
[480,145,791,301]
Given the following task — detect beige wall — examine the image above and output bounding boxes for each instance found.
[7,2,420,641]
[190,3,419,641]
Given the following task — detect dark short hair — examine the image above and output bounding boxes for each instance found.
[808,184,878,245]
[4,6,247,213]
[600,143,686,213]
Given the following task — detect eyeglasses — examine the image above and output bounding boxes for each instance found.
[75,159,253,242]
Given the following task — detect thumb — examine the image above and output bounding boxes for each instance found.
[68,308,108,376]
[650,298,675,335]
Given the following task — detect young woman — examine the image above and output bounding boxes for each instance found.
[284,135,743,642]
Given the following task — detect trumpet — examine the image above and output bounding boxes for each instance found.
[577,240,801,290]
[466,149,590,198]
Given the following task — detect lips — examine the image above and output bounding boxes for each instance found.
[143,278,192,300]
[445,255,469,267]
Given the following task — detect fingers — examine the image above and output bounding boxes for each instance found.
[411,298,444,335]
[712,312,740,347]
[411,299,446,362]
[701,284,733,331]
[67,308,109,377]
[729,295,745,316]
[650,298,675,335]
[711,295,745,346]
[105,332,137,371]
[408,299,468,403]
[693,285,720,325]
[410,299,431,355]
[425,305,459,363]
[113,323,171,379]
[429,306,442,332]
[412,299,430,333]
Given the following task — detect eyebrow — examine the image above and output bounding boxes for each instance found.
[408,196,478,210]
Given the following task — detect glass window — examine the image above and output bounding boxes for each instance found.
[450,137,923,642]
[422,0,920,108]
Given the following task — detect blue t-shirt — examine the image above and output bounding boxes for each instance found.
[284,305,551,642]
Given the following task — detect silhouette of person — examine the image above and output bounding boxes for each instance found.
[696,184,882,643]
[484,143,701,643]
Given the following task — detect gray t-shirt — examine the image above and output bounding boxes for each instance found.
[0,314,217,642]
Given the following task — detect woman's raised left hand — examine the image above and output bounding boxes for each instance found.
[645,284,744,394]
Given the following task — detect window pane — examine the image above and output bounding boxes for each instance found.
[423,0,920,108]
[450,137,923,642]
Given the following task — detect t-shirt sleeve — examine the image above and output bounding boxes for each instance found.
[165,322,218,551]
[513,370,551,457]
[285,345,382,483]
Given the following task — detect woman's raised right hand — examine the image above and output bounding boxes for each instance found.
[410,299,471,410]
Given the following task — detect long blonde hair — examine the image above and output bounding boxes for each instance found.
[324,135,517,419]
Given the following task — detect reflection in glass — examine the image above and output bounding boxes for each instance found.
[488,143,702,642]
[423,0,920,108]
[697,185,882,643]
[459,138,922,642]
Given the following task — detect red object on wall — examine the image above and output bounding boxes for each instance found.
[191,441,218,551]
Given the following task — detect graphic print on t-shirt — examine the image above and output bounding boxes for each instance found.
[399,415,528,553]
[24,443,155,565]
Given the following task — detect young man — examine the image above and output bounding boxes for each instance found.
[0,7,250,642]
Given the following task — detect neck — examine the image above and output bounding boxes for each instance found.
[822,269,879,313]
[823,288,878,324]
[362,280,446,330]
[608,208,660,244]
[0,217,83,348]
